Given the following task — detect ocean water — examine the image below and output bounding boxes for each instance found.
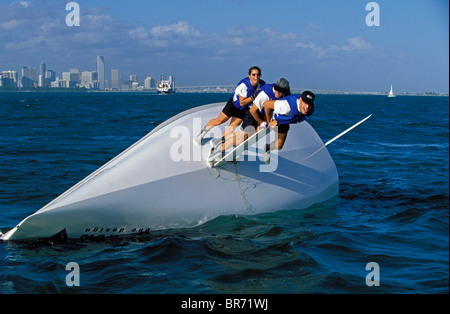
[0,92,448,295]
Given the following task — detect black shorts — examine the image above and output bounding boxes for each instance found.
[222,97,246,120]
[277,124,290,133]
[241,107,258,133]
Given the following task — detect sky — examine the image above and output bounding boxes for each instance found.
[0,0,448,93]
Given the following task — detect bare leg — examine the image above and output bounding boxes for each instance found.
[195,112,231,145]
[205,112,231,131]
[269,124,290,151]
[221,130,248,151]
[223,117,243,137]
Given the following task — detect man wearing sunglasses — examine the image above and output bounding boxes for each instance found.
[194,66,266,145]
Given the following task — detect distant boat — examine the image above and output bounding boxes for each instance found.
[157,73,175,94]
[388,84,396,97]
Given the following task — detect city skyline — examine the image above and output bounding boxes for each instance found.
[0,55,162,91]
[1,54,448,95]
[0,0,448,93]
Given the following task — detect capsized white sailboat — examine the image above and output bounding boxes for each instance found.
[388,84,396,97]
[1,102,340,241]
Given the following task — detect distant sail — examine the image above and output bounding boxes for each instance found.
[388,84,396,97]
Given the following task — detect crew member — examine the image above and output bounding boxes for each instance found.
[262,91,315,163]
[194,66,266,145]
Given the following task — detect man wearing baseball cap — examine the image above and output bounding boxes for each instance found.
[262,90,315,163]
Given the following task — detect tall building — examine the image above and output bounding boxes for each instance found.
[61,72,70,88]
[81,71,98,89]
[38,75,45,87]
[121,80,132,90]
[62,71,71,82]
[40,63,46,76]
[61,69,81,88]
[144,77,156,89]
[21,67,38,88]
[91,71,98,82]
[70,68,81,85]
[81,71,92,84]
[45,70,55,87]
[37,63,46,87]
[111,69,119,90]
[97,56,105,90]
[1,70,18,88]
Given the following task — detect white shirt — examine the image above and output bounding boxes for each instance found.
[232,83,249,103]
[273,98,300,116]
[253,88,274,111]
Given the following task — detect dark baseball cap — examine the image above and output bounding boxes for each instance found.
[274,78,290,95]
[301,91,315,106]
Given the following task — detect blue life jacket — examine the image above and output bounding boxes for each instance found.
[274,95,314,125]
[233,78,266,110]
[260,84,276,100]
[255,84,278,120]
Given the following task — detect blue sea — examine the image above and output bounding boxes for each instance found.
[0,92,448,296]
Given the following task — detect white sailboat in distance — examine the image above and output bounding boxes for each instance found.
[388,84,396,97]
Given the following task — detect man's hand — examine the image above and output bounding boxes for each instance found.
[269,120,278,127]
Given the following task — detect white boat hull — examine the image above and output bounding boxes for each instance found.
[157,88,175,94]
[1,103,339,241]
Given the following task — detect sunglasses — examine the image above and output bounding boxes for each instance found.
[251,73,261,77]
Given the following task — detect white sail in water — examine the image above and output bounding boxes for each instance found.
[388,84,396,97]
[1,103,339,241]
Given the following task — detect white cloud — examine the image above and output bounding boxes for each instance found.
[331,36,372,52]
[4,35,44,50]
[291,36,373,61]
[128,21,203,50]
[0,19,22,30]
[19,1,31,8]
[151,21,200,37]
[295,42,327,58]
